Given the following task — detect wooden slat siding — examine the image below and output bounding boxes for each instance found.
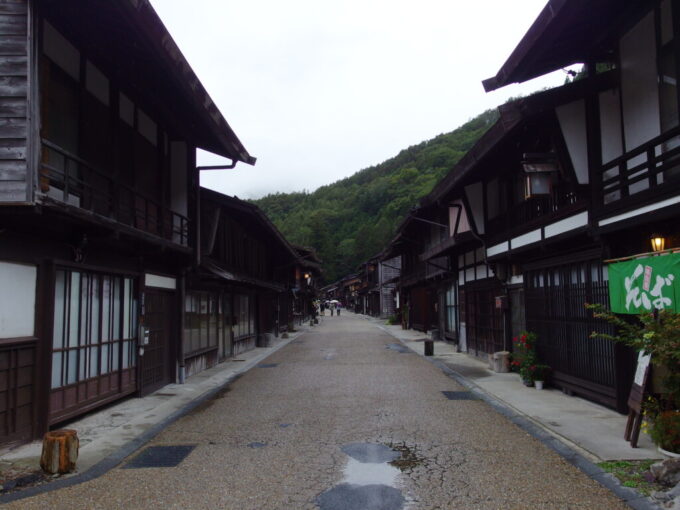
[525,259,627,410]
[0,340,36,446]
[0,2,28,205]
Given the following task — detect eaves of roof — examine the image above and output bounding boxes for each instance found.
[121,0,256,164]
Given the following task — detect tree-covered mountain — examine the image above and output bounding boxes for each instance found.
[252,108,499,283]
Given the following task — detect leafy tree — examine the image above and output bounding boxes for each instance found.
[251,108,500,283]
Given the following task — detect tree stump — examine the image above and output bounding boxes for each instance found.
[40,429,79,474]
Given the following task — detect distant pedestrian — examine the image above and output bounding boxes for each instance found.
[337,304,341,316]
[330,303,335,316]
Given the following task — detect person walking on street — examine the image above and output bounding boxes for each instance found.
[330,302,335,316]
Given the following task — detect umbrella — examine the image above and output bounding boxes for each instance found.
[330,299,340,304]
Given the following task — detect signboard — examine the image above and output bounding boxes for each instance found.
[624,351,652,448]
[607,253,680,314]
[633,352,651,386]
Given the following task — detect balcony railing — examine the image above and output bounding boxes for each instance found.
[487,185,586,234]
[599,124,680,206]
[40,139,189,246]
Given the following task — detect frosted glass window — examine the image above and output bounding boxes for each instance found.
[51,353,62,389]
[123,279,131,339]
[68,272,81,347]
[67,350,78,385]
[51,269,137,389]
[101,344,110,375]
[53,270,65,348]
[102,277,111,341]
[89,346,99,376]
[112,341,120,371]
[91,277,100,344]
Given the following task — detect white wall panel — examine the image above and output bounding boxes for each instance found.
[145,273,177,290]
[556,99,589,184]
[0,262,36,338]
[620,13,661,152]
[511,229,542,249]
[599,89,624,163]
[544,211,589,238]
[464,182,485,234]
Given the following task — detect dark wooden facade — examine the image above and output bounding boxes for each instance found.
[0,0,258,446]
[183,189,299,378]
[374,0,680,413]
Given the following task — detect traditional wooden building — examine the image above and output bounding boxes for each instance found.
[383,206,451,334]
[377,255,401,319]
[386,0,680,413]
[478,0,680,410]
[288,245,321,324]
[182,189,299,378]
[339,273,361,311]
[0,1,256,446]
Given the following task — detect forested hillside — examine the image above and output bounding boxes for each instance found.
[252,108,499,283]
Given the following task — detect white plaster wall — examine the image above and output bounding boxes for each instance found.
[464,182,485,234]
[145,273,177,290]
[0,262,36,338]
[449,200,470,235]
[620,12,661,152]
[43,21,79,80]
[599,89,624,163]
[170,141,188,217]
[556,99,589,184]
[85,61,109,106]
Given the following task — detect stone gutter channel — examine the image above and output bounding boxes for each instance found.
[372,321,663,510]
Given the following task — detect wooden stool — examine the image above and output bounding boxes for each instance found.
[40,429,79,474]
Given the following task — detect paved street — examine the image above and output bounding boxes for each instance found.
[7,314,628,510]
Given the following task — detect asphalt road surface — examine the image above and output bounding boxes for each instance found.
[8,314,628,509]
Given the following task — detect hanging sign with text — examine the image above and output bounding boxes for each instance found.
[608,253,680,314]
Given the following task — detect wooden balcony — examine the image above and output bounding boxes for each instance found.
[40,139,189,246]
[487,185,587,236]
[598,124,680,213]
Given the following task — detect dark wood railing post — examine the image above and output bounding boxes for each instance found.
[647,146,657,188]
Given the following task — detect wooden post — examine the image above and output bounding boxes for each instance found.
[40,429,79,474]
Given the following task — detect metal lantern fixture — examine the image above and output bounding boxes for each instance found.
[522,153,559,199]
[650,234,666,252]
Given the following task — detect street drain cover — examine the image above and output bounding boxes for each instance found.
[385,344,410,354]
[317,483,405,510]
[124,445,195,468]
[257,363,278,368]
[442,391,479,400]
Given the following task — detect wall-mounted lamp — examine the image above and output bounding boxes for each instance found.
[303,273,310,279]
[650,234,666,252]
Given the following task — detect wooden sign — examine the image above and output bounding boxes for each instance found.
[624,352,652,448]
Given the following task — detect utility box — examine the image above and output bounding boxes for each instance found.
[492,351,510,373]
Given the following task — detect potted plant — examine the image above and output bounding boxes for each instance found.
[512,332,538,386]
[532,364,551,390]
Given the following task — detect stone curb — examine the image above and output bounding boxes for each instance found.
[0,332,303,504]
[373,323,661,510]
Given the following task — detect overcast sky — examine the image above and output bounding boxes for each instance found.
[150,0,573,200]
